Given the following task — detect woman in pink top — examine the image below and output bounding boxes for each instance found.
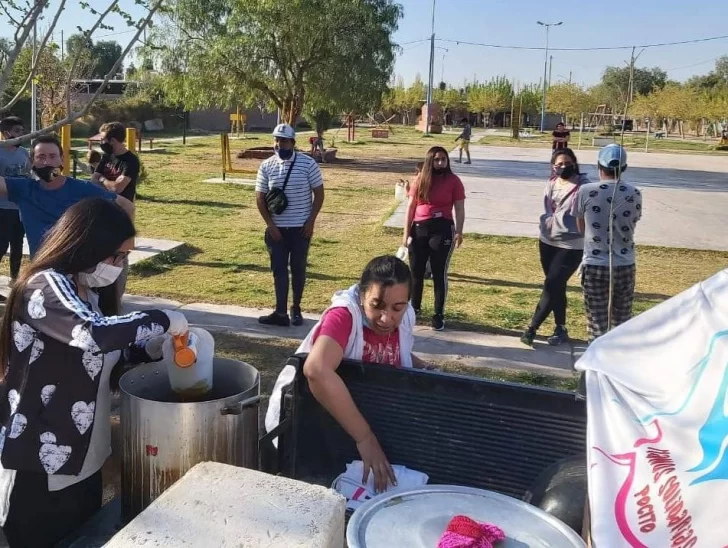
[402,146,466,331]
[296,256,427,493]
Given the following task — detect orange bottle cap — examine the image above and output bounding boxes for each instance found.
[172,333,196,368]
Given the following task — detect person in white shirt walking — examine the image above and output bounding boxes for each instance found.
[255,124,325,327]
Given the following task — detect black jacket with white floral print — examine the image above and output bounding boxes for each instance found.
[0,269,171,476]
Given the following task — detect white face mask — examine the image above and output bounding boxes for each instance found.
[78,262,123,288]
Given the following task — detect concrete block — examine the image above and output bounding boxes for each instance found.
[106,462,346,548]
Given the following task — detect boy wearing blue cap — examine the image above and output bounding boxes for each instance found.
[570,144,642,341]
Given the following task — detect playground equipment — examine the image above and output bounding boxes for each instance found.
[220,133,249,180]
[367,112,395,138]
[230,107,247,137]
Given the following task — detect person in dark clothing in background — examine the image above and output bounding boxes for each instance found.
[91,121,140,310]
[0,117,30,285]
[402,146,466,331]
[454,119,472,164]
[552,122,570,150]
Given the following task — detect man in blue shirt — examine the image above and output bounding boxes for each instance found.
[0,135,134,256]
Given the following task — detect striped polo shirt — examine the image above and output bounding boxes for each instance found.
[255,152,324,228]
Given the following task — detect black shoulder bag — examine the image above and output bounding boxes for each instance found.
[265,156,297,215]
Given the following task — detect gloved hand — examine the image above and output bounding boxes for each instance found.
[144,336,166,361]
[163,309,188,335]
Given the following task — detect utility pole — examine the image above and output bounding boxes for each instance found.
[568,71,572,85]
[537,21,562,132]
[425,0,436,135]
[548,55,553,90]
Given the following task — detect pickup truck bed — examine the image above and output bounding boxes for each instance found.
[269,355,587,500]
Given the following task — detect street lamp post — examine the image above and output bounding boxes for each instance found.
[537,21,562,132]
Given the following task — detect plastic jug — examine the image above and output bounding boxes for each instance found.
[162,327,214,400]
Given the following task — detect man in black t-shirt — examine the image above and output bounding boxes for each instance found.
[92,121,140,201]
[552,122,570,150]
[92,121,140,308]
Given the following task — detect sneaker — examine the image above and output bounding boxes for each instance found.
[520,328,536,347]
[464,160,472,164]
[547,325,569,346]
[290,306,304,326]
[258,311,290,327]
[431,314,445,331]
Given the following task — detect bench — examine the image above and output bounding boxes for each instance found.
[268,355,587,502]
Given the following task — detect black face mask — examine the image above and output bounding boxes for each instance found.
[554,164,577,179]
[433,167,447,175]
[32,165,60,183]
[100,142,113,155]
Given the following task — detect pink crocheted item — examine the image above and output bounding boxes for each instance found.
[437,515,506,548]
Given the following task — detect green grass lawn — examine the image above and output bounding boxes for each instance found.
[121,126,728,343]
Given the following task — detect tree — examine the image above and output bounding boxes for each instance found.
[66,35,123,78]
[154,0,402,124]
[12,45,92,127]
[92,41,123,78]
[0,0,162,143]
[402,76,426,125]
[467,77,512,127]
[303,109,335,139]
[600,65,667,111]
[687,56,728,92]
[434,86,463,124]
[546,83,594,125]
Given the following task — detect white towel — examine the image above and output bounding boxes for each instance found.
[331,460,429,511]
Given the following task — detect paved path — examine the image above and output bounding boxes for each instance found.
[386,145,728,251]
[122,295,579,377]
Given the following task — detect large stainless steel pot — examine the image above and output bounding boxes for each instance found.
[119,357,260,519]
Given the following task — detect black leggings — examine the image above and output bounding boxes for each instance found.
[409,219,455,316]
[529,241,582,330]
[2,470,102,547]
[0,209,24,279]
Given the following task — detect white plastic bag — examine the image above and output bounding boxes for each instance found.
[395,245,408,262]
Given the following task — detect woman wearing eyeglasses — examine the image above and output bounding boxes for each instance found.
[0,198,188,547]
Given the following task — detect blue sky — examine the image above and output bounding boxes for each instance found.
[20,0,728,87]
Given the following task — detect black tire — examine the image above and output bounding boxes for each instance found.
[524,455,587,533]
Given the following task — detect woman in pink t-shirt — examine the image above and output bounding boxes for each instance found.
[402,146,466,331]
[300,256,426,493]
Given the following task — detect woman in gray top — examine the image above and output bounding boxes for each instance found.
[521,148,589,346]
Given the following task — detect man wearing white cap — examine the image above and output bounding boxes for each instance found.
[255,123,325,326]
[570,144,642,341]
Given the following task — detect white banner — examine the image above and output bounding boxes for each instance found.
[576,269,728,548]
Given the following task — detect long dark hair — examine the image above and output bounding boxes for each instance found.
[551,147,581,176]
[416,146,452,203]
[359,255,412,300]
[0,198,136,379]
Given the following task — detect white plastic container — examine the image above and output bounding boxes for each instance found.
[161,327,214,400]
